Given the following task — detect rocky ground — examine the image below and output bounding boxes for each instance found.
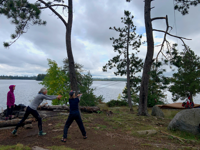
[0,106,200,150]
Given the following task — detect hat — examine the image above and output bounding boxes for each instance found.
[69,90,75,96]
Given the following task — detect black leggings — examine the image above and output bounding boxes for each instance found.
[63,112,86,139]
[15,106,42,131]
[6,106,14,118]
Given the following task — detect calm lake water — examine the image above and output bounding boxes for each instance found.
[0,80,199,110]
[0,80,126,110]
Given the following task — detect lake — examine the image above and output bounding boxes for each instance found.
[0,80,199,110]
[0,80,127,110]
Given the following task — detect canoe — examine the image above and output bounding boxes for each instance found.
[157,102,200,109]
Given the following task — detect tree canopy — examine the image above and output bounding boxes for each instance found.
[174,0,200,15]
[103,10,143,111]
[169,44,200,101]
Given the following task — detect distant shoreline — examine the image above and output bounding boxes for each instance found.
[0,79,126,81]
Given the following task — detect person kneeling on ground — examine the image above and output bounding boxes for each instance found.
[61,90,87,142]
[12,87,62,136]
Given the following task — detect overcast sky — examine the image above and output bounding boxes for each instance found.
[0,0,200,78]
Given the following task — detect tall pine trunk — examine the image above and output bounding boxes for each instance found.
[66,0,81,115]
[66,0,78,93]
[138,0,154,116]
[126,24,133,111]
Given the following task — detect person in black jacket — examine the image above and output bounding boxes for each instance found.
[61,90,87,142]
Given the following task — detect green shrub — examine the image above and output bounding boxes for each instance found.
[107,100,128,107]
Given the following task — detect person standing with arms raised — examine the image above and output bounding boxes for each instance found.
[61,90,87,142]
[12,87,62,136]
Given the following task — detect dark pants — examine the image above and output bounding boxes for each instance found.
[63,112,86,138]
[6,106,14,118]
[15,106,42,131]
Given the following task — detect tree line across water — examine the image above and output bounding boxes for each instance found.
[0,75,126,81]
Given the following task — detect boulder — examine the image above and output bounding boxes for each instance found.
[151,105,164,118]
[168,109,200,135]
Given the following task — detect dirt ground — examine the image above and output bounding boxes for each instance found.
[0,111,200,150]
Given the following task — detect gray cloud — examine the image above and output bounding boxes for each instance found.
[0,0,199,78]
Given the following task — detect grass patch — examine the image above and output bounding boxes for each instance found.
[53,134,63,139]
[141,143,153,147]
[97,124,107,129]
[53,134,71,139]
[47,146,75,150]
[55,123,65,128]
[0,144,31,150]
[162,109,181,119]
[42,118,47,122]
[169,130,200,142]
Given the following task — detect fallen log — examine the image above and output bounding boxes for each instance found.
[0,118,32,128]
[37,105,100,113]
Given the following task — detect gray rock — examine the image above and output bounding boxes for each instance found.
[18,111,25,118]
[24,124,33,129]
[59,113,69,115]
[32,146,49,150]
[137,130,157,135]
[168,109,200,135]
[151,106,164,118]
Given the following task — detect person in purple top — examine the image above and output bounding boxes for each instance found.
[6,85,16,120]
[61,90,87,142]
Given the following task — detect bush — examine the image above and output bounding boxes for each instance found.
[79,91,99,106]
[107,100,128,107]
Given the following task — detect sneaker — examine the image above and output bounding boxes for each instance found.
[83,136,87,139]
[12,129,17,135]
[38,131,46,136]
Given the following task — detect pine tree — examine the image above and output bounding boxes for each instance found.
[169,44,200,101]
[122,61,170,107]
[0,0,79,94]
[174,0,200,15]
[147,61,170,107]
[125,0,191,115]
[103,10,143,111]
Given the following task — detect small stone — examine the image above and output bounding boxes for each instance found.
[32,146,49,150]
[59,113,69,115]
[24,124,33,129]
[137,130,157,135]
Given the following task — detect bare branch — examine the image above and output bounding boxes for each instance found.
[153,15,191,62]
[151,17,166,22]
[156,15,169,61]
[38,4,68,9]
[38,0,68,27]
[152,29,191,40]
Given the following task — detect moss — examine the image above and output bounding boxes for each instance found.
[0,144,31,150]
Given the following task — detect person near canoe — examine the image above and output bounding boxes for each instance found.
[61,90,87,142]
[6,85,16,120]
[12,87,62,136]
